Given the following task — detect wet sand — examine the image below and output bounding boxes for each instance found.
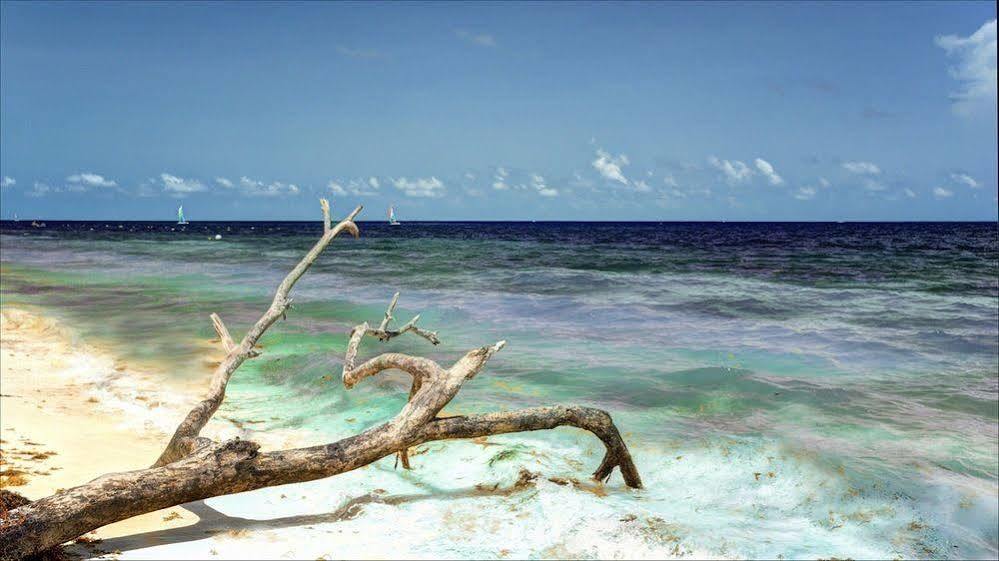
[0,307,201,549]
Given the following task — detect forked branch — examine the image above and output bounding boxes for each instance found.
[342,292,439,379]
[0,201,642,561]
[340,292,448,468]
[210,313,237,355]
[153,200,362,467]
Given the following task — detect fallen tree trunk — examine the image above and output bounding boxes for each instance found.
[0,201,641,561]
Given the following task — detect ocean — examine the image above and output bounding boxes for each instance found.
[1,220,997,559]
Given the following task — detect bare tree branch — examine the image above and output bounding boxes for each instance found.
[339,293,449,468]
[342,293,440,383]
[0,399,638,561]
[210,313,236,355]
[320,198,332,234]
[378,291,400,332]
[153,201,362,467]
[0,201,641,561]
[415,406,642,488]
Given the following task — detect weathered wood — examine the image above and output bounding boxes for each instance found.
[0,402,638,560]
[153,202,361,467]
[343,294,440,377]
[0,201,642,561]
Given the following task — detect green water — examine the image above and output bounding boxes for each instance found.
[1,221,996,559]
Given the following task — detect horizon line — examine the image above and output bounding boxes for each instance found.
[1,219,997,224]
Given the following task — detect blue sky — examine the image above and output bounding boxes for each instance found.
[1,1,996,221]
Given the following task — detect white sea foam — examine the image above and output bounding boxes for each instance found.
[7,225,995,560]
[50,332,992,560]
[87,427,995,560]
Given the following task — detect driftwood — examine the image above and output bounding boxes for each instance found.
[0,201,641,561]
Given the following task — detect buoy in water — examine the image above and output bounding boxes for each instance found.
[214,234,222,240]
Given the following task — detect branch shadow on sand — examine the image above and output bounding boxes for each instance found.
[66,470,552,556]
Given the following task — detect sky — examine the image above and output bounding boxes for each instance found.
[1,1,996,221]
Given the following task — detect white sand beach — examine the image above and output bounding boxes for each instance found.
[0,308,333,559]
[0,307,203,546]
[0,306,715,560]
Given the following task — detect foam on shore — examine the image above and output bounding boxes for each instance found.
[3,306,996,559]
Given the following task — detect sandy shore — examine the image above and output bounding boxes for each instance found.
[1,306,413,560]
[1,306,698,560]
[0,307,203,548]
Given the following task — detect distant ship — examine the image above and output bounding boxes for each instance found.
[388,205,401,226]
[177,206,189,225]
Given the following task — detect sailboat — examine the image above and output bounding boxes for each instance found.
[177,206,189,225]
[388,205,401,226]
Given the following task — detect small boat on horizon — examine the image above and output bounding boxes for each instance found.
[388,205,401,226]
[177,205,189,225]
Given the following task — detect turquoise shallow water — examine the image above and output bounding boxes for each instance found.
[1,220,997,559]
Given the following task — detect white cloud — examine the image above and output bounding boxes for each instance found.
[66,172,116,188]
[842,161,881,175]
[28,182,51,197]
[239,176,300,197]
[708,156,753,185]
[0,176,14,188]
[461,173,485,197]
[493,167,510,190]
[592,149,630,185]
[841,162,887,191]
[632,179,653,193]
[662,174,678,188]
[455,30,496,47]
[794,186,817,200]
[862,178,887,191]
[935,19,997,115]
[215,177,234,188]
[327,181,348,196]
[529,173,558,197]
[818,177,831,188]
[904,188,917,198]
[754,158,784,186]
[160,173,206,195]
[933,186,954,198]
[328,178,379,197]
[951,172,980,188]
[392,176,445,198]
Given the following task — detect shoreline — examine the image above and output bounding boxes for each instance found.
[0,306,324,555]
[4,300,991,559]
[0,306,202,545]
[4,305,593,561]
[0,305,696,560]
